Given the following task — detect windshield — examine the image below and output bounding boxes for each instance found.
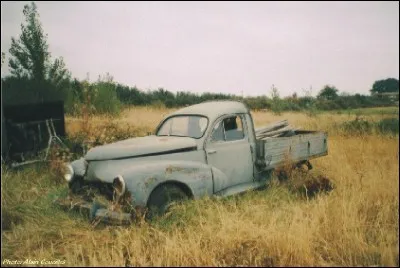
[157,115,209,139]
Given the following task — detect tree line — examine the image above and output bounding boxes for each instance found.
[1,2,399,116]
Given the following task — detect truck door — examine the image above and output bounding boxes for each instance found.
[204,114,254,192]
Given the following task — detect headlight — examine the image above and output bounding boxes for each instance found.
[63,164,74,182]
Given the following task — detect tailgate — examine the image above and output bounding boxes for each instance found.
[257,131,328,169]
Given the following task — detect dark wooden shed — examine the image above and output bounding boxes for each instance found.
[1,100,65,162]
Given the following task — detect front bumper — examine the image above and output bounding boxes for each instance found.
[54,194,135,226]
[56,175,145,225]
[58,159,146,225]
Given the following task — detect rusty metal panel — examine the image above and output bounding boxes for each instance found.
[81,156,214,208]
[121,160,214,207]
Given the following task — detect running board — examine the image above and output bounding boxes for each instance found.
[214,181,266,198]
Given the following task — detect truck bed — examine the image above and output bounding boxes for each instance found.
[256,130,328,170]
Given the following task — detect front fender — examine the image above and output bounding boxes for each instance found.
[119,160,213,207]
[70,157,87,177]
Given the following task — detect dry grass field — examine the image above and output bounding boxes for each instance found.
[1,106,399,267]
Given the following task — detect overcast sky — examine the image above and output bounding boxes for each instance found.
[1,1,399,97]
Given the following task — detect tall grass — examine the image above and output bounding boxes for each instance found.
[1,107,399,267]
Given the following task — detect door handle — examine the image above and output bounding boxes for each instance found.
[207,149,217,154]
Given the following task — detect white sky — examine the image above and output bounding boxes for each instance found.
[1,1,399,97]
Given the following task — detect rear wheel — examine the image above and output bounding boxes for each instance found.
[146,184,188,220]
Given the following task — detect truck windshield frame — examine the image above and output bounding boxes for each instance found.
[156,115,209,139]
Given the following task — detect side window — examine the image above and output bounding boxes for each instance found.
[210,115,245,142]
[224,116,244,141]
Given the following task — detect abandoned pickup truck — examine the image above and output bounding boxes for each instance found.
[59,101,328,224]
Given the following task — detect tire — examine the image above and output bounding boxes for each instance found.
[146,184,188,220]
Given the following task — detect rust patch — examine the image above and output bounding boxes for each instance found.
[144,176,157,187]
[165,165,200,176]
[165,165,185,174]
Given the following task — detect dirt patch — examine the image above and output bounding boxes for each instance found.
[294,174,334,198]
[274,164,334,199]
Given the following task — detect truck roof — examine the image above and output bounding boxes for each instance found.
[168,101,249,122]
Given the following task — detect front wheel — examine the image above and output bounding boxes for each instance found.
[146,184,188,220]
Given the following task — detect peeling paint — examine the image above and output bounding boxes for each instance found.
[144,176,157,187]
[165,165,200,175]
[165,165,185,174]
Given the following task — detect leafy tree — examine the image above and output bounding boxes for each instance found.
[8,2,70,89]
[370,78,399,94]
[270,84,283,115]
[270,84,280,100]
[317,85,339,101]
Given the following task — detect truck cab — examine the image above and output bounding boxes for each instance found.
[155,101,263,190]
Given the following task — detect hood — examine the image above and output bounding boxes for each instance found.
[85,135,198,161]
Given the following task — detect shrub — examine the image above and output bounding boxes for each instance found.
[341,117,374,135]
[91,81,121,115]
[376,118,399,135]
[340,117,399,136]
[270,99,284,115]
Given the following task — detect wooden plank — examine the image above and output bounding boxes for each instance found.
[258,126,296,139]
[255,120,288,134]
[261,131,328,169]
